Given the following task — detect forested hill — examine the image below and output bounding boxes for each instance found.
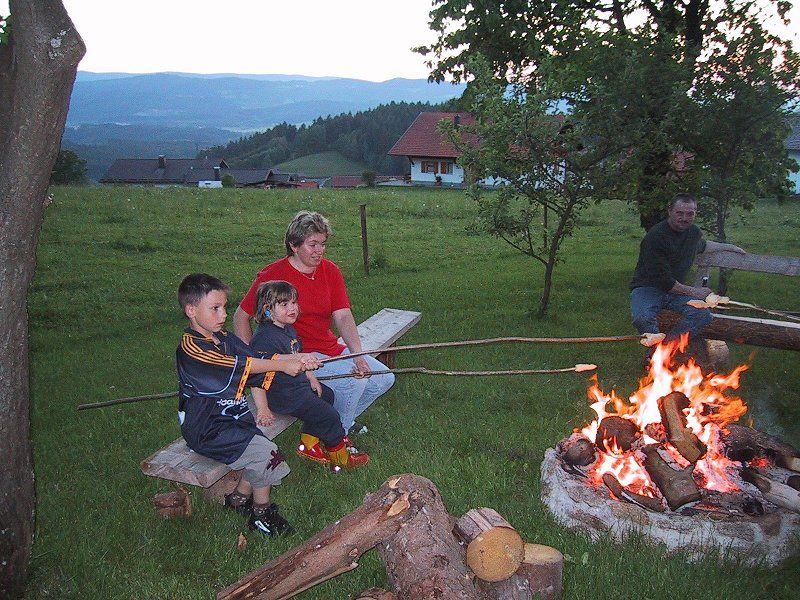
[206,100,461,175]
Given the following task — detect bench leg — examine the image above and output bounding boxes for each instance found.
[202,470,243,505]
[377,349,396,370]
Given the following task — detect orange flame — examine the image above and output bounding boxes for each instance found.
[579,334,748,497]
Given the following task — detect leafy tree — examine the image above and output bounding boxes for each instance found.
[444,57,616,315]
[362,170,377,187]
[50,148,88,185]
[417,0,797,228]
[221,173,235,188]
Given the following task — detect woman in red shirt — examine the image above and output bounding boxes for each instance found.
[234,211,394,462]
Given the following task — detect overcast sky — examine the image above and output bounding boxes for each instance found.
[2,1,798,81]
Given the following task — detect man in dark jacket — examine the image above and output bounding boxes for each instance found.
[630,193,744,341]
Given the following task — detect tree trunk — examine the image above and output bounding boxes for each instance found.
[0,1,84,595]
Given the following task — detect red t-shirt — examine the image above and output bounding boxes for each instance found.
[240,257,350,356]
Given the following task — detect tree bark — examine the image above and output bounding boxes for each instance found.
[642,445,701,511]
[657,310,800,351]
[378,481,478,599]
[0,1,84,595]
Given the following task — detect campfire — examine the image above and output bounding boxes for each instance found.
[541,336,800,565]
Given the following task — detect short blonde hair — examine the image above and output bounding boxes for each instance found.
[284,211,332,255]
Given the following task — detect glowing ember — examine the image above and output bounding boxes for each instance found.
[578,335,748,498]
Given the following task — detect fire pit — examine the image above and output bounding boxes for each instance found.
[540,339,800,566]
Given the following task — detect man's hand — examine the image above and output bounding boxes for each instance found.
[351,356,372,378]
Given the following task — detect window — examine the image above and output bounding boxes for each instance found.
[421,161,438,174]
[439,161,453,175]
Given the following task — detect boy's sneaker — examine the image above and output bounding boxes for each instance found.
[223,492,252,516]
[248,503,294,537]
[296,441,329,463]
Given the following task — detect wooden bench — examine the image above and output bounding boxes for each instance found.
[658,249,800,351]
[141,308,422,492]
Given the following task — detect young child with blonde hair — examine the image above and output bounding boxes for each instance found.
[250,280,369,472]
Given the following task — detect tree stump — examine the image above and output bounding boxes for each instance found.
[515,544,563,600]
[453,508,524,583]
[152,487,191,519]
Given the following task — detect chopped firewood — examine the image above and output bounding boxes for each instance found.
[595,416,639,452]
[724,424,799,461]
[152,486,191,519]
[453,508,525,583]
[776,454,800,473]
[643,445,701,510]
[657,392,707,463]
[236,533,247,553]
[563,438,596,467]
[355,588,396,600]
[476,542,564,600]
[787,475,800,491]
[602,473,665,513]
[742,468,800,514]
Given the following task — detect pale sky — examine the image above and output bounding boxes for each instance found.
[2,0,441,81]
[2,1,798,81]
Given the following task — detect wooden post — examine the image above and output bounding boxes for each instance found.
[360,203,369,276]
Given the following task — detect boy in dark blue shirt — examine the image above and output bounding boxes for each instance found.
[176,273,321,536]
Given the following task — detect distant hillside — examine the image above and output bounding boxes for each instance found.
[275,152,370,177]
[210,100,462,175]
[67,72,465,129]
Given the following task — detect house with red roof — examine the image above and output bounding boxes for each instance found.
[388,112,479,186]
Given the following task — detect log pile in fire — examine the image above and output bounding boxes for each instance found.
[541,337,800,565]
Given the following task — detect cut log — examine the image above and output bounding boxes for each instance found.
[723,424,799,462]
[453,508,525,583]
[376,481,478,599]
[516,544,563,600]
[602,473,665,513]
[152,487,192,519]
[219,474,481,600]
[563,438,596,467]
[658,310,800,351]
[595,416,639,452]
[657,392,707,464]
[776,455,800,473]
[742,469,800,514]
[643,445,701,510]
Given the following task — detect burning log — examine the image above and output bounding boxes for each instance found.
[602,473,665,513]
[787,475,800,491]
[152,487,191,518]
[563,438,596,467]
[642,445,701,510]
[657,392,707,464]
[453,508,525,583]
[477,543,564,600]
[595,416,639,452]
[741,469,800,514]
[723,424,799,462]
[776,454,800,473]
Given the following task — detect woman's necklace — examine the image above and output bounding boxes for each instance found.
[290,256,317,280]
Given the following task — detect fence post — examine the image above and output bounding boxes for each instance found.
[360,203,369,276]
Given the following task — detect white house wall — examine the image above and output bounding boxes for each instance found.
[789,150,800,193]
[410,157,464,184]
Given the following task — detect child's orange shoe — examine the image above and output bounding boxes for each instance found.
[296,434,329,463]
[326,441,370,472]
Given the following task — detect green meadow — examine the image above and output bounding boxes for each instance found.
[26,186,800,598]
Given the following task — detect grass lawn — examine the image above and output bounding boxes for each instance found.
[26,186,800,599]
[275,151,371,177]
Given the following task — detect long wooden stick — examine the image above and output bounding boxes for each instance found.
[320,335,642,364]
[317,364,597,381]
[77,391,177,411]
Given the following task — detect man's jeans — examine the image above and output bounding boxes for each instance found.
[630,286,712,341]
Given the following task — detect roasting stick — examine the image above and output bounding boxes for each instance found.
[687,295,800,323]
[317,363,598,381]
[319,334,643,365]
[76,363,598,410]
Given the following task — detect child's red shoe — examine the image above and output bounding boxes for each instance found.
[296,438,329,463]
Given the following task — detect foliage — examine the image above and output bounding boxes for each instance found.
[49,149,88,185]
[220,173,235,188]
[362,170,377,187]
[207,99,464,175]
[418,0,798,228]
[27,185,800,598]
[0,14,9,45]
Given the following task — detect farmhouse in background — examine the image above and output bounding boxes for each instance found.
[100,155,315,188]
[388,112,478,187]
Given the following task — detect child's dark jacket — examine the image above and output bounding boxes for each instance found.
[176,328,268,463]
[250,322,313,413]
